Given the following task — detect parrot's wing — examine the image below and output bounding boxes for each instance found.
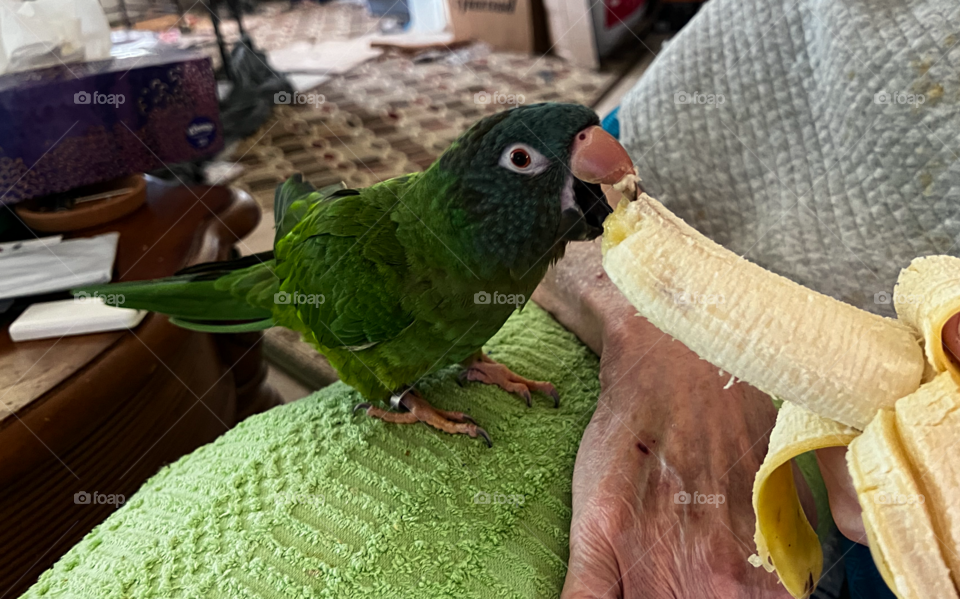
[273,175,360,245]
[274,186,415,350]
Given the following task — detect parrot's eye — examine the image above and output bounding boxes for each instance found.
[499,143,550,175]
[510,149,531,168]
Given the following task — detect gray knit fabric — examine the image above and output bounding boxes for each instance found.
[620,0,960,317]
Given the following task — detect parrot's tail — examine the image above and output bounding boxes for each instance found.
[72,252,279,333]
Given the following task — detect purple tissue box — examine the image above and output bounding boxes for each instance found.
[0,49,223,205]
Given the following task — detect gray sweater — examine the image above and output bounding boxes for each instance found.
[620,0,960,318]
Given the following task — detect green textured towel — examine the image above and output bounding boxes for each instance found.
[26,305,600,599]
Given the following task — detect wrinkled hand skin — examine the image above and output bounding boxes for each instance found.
[533,239,814,599]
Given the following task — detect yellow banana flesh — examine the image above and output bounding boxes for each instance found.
[895,255,960,385]
[601,178,960,599]
[601,193,925,430]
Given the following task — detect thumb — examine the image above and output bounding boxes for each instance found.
[560,533,624,599]
[816,446,867,544]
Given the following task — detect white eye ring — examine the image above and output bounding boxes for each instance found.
[498,143,550,175]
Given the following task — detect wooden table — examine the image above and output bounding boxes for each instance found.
[0,178,281,597]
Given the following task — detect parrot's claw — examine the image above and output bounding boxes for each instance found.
[547,387,560,408]
[460,354,560,408]
[519,388,532,407]
[476,427,492,448]
[354,389,492,446]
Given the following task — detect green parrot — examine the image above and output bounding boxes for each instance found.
[74,102,634,445]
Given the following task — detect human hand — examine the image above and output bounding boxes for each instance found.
[534,240,814,598]
[815,447,866,544]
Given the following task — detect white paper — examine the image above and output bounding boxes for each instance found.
[9,297,146,341]
[0,236,62,256]
[267,38,383,75]
[288,74,330,93]
[0,232,119,300]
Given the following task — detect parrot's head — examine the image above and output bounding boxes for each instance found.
[435,102,633,274]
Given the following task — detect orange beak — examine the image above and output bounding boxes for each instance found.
[569,126,634,185]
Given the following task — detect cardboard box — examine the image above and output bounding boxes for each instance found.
[447,0,547,54]
[0,49,223,204]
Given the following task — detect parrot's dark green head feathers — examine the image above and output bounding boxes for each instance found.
[428,102,634,277]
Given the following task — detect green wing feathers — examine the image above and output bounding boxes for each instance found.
[272,180,416,349]
[73,253,280,331]
[73,174,417,346]
[273,174,360,245]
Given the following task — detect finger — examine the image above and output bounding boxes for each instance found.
[816,446,867,543]
[942,311,960,365]
[560,544,623,599]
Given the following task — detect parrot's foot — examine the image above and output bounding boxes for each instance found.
[459,354,560,408]
[353,389,492,447]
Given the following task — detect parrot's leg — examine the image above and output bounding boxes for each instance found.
[353,389,492,446]
[459,353,560,408]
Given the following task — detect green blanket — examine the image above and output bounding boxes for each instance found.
[26,306,601,599]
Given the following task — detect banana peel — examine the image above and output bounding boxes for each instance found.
[601,176,960,599]
[848,406,957,598]
[750,402,859,598]
[893,372,960,591]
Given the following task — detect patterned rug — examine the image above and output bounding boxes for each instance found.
[190,2,383,53]
[229,52,617,209]
[185,2,618,208]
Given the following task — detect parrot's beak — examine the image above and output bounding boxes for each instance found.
[557,126,632,242]
[569,126,634,185]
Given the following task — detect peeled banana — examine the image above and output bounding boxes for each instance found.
[601,176,960,599]
[601,188,925,430]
